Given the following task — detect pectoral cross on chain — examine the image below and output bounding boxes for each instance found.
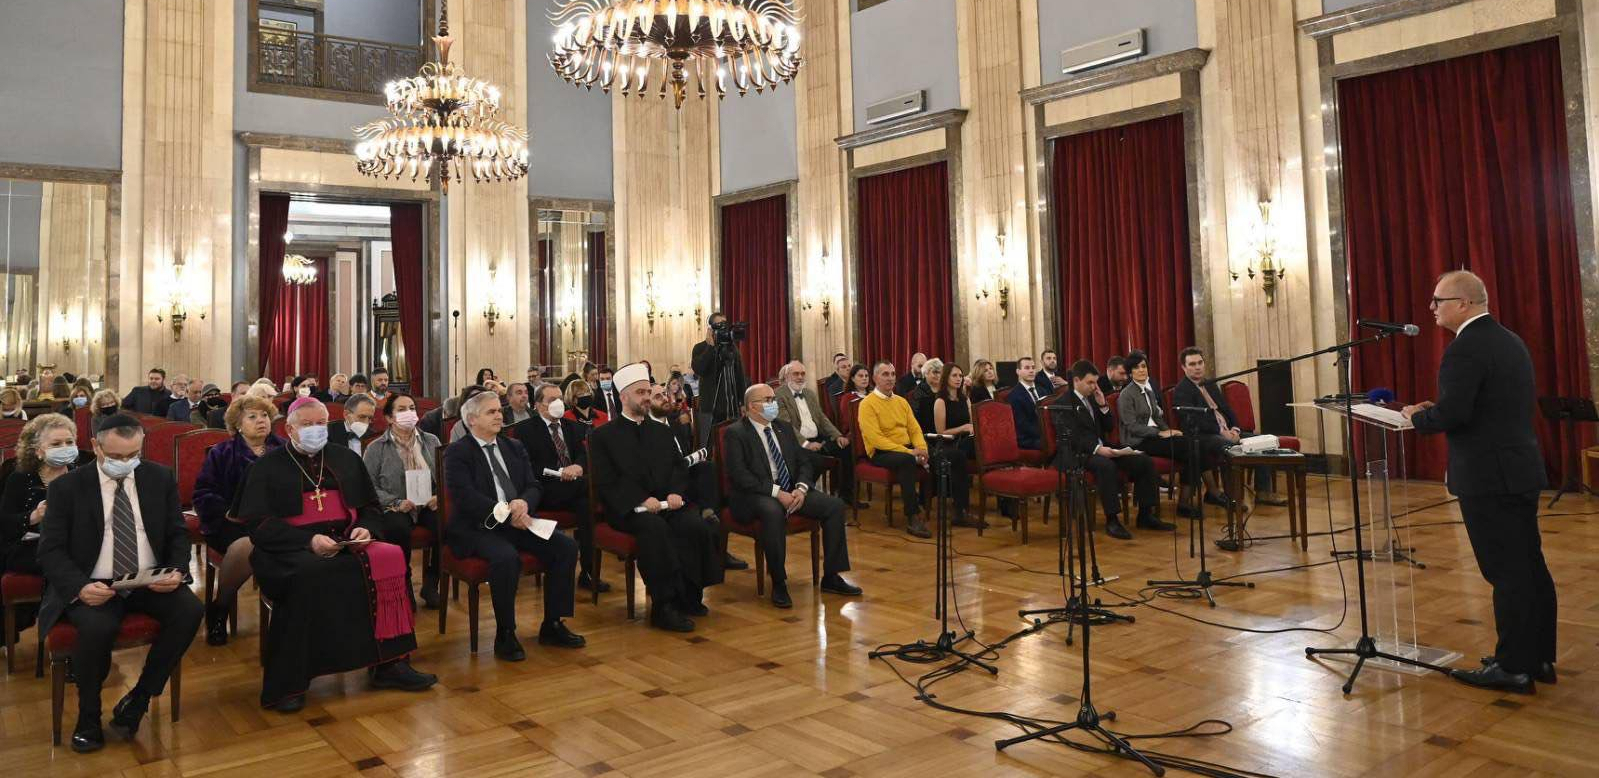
[311,487,326,511]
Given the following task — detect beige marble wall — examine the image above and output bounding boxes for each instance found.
[36,183,109,376]
[791,0,853,374]
[120,0,234,388]
[446,0,531,390]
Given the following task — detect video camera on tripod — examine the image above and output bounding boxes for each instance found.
[711,318,748,346]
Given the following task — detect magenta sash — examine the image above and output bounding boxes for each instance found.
[288,489,415,640]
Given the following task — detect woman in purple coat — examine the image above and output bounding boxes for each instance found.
[192,395,284,645]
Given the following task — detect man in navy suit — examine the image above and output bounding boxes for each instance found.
[509,383,610,593]
[1009,355,1048,450]
[1403,270,1554,694]
[443,392,584,661]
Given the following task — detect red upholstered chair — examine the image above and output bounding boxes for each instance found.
[325,403,345,422]
[47,614,181,745]
[971,401,1056,543]
[143,422,197,469]
[814,378,837,424]
[271,417,288,439]
[1105,391,1177,501]
[442,417,460,445]
[74,406,93,449]
[712,421,819,596]
[415,398,442,414]
[844,396,927,528]
[584,465,642,616]
[2,572,44,676]
[434,452,548,653]
[175,429,230,617]
[136,415,167,432]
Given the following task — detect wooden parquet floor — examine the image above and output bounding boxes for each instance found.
[3,480,1597,777]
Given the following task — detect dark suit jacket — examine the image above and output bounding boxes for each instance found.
[35,462,190,633]
[1411,315,1547,496]
[1172,377,1239,435]
[510,415,591,476]
[592,386,621,418]
[165,400,203,422]
[442,434,542,539]
[723,418,816,498]
[1047,392,1114,459]
[121,386,175,417]
[588,415,691,525]
[1009,381,1047,449]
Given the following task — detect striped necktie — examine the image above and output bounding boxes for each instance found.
[763,427,793,491]
[110,477,139,578]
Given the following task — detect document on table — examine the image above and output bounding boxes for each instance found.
[404,469,433,505]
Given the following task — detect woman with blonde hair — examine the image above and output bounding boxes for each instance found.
[0,414,82,630]
[191,395,285,644]
[563,379,606,427]
[968,359,998,403]
[0,387,26,420]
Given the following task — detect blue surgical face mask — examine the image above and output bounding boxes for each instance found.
[72,396,88,408]
[44,445,78,467]
[294,424,329,454]
[761,401,779,421]
[600,379,614,391]
[100,456,139,479]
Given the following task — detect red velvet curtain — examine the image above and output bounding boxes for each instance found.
[586,230,607,366]
[1051,113,1194,379]
[390,203,426,395]
[257,194,290,379]
[857,162,954,368]
[264,256,329,384]
[1341,37,1591,483]
[720,194,790,383]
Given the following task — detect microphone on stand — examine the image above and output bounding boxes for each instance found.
[1357,319,1420,336]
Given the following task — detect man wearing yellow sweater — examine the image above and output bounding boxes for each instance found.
[858,361,931,538]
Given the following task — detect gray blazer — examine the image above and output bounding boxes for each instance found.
[363,427,442,510]
[1117,381,1169,446]
[774,385,843,444]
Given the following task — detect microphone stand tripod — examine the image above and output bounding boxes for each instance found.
[1146,407,1253,606]
[1019,409,1132,643]
[869,434,997,676]
[995,429,1165,776]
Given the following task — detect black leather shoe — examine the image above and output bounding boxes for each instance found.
[420,577,441,610]
[1450,664,1534,694]
[1176,504,1199,519]
[771,582,792,609]
[679,599,709,617]
[906,519,932,539]
[537,620,587,648]
[107,690,150,740]
[1204,492,1232,507]
[723,552,750,571]
[270,694,306,714]
[1105,517,1133,540]
[1136,513,1175,532]
[578,572,613,593]
[205,603,230,646]
[494,630,527,662]
[369,659,438,692]
[1480,656,1556,685]
[651,604,695,633]
[70,720,104,753]
[820,575,863,596]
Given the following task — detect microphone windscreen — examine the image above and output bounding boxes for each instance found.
[1368,387,1395,403]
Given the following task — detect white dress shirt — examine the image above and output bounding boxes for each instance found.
[91,466,155,579]
[474,434,511,503]
[791,388,818,439]
[1135,380,1159,427]
[1019,380,1040,401]
[1456,311,1490,334]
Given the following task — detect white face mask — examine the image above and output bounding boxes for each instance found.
[546,399,566,419]
[394,410,419,429]
[348,420,369,438]
[297,386,312,398]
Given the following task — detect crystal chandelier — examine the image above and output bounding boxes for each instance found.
[549,0,802,109]
[282,253,318,286]
[354,0,529,191]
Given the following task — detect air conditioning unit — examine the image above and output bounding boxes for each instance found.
[1061,29,1145,75]
[865,90,926,125]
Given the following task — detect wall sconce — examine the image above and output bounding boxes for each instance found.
[1231,201,1287,306]
[801,246,839,326]
[54,310,73,354]
[481,265,515,335]
[973,229,1012,319]
[644,271,662,332]
[154,259,205,342]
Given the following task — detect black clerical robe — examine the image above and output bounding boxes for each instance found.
[237,444,416,707]
[588,414,722,604]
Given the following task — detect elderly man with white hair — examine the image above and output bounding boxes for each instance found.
[773,360,858,504]
[234,397,437,713]
[442,390,585,661]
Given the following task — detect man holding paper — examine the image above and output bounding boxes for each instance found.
[36,414,203,753]
[1047,361,1170,540]
[509,383,610,593]
[443,392,585,661]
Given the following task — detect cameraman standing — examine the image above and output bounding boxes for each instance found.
[691,312,748,448]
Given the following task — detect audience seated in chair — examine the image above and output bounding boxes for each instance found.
[723,383,860,609]
[1171,347,1284,506]
[36,414,202,752]
[967,359,998,403]
[121,368,174,417]
[932,363,982,528]
[822,352,853,399]
[857,361,932,539]
[647,384,747,572]
[363,393,443,610]
[1008,356,1049,451]
[1117,351,1223,515]
[329,394,377,456]
[1038,350,1069,391]
[774,360,855,502]
[895,352,928,396]
[1047,361,1174,540]
[192,396,285,646]
[441,392,585,661]
[508,383,611,593]
[1,415,85,639]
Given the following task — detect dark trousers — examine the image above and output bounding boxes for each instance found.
[920,439,972,516]
[378,508,441,600]
[538,479,598,576]
[806,437,854,497]
[728,490,851,583]
[63,586,203,720]
[610,504,719,607]
[1132,434,1223,486]
[447,525,577,633]
[1458,491,1557,674]
[869,450,923,519]
[1083,452,1159,517]
[1190,433,1248,488]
